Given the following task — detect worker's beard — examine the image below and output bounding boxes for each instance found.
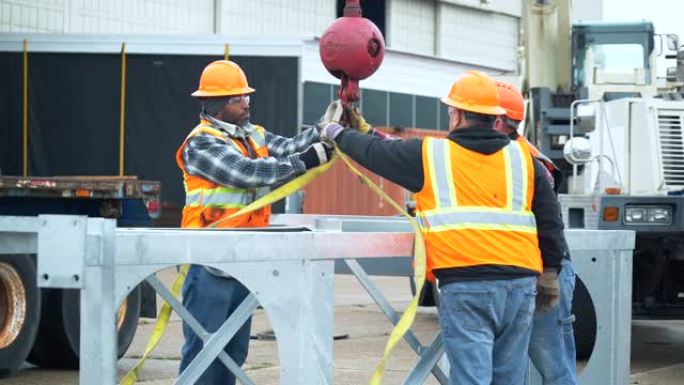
[219,111,250,127]
[237,116,250,127]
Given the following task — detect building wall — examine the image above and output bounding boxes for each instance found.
[218,0,335,36]
[0,0,214,33]
[436,0,519,72]
[1,0,522,72]
[387,0,436,56]
[0,0,336,35]
[573,0,603,21]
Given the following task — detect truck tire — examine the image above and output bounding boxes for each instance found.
[63,286,141,363]
[572,277,597,360]
[27,286,141,369]
[0,255,40,378]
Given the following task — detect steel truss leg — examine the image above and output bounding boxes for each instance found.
[176,293,259,384]
[80,219,118,385]
[344,259,448,385]
[146,275,256,385]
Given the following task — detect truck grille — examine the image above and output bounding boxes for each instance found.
[657,111,684,188]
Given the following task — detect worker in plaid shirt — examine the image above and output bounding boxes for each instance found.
[176,60,333,385]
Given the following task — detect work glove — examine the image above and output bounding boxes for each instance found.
[319,122,345,144]
[344,106,372,134]
[298,142,334,170]
[317,100,344,131]
[536,269,560,312]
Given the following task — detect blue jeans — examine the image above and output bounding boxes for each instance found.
[179,265,252,385]
[529,259,577,385]
[439,276,537,385]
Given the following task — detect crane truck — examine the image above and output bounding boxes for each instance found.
[522,0,684,358]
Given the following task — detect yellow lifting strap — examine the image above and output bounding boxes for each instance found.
[122,145,426,385]
[22,39,29,177]
[118,42,127,177]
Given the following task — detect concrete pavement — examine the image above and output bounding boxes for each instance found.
[4,273,684,384]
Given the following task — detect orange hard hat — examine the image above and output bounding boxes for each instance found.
[441,70,506,116]
[495,81,525,121]
[191,60,255,97]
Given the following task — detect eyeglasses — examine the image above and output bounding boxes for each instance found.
[227,95,250,105]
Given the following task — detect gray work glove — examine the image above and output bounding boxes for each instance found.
[536,269,560,312]
[320,122,345,144]
[316,100,344,131]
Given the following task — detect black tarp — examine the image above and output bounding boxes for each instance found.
[27,53,121,176]
[0,52,298,216]
[0,52,24,176]
[124,55,298,212]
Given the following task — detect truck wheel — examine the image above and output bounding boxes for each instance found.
[0,255,40,378]
[27,286,141,369]
[572,277,597,360]
[63,286,141,362]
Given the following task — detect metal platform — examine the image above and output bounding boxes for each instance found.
[0,214,634,385]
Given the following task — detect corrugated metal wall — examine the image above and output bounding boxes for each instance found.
[219,0,335,36]
[0,0,525,74]
[302,128,446,216]
[437,1,519,72]
[0,0,214,33]
[0,0,335,35]
[388,0,436,56]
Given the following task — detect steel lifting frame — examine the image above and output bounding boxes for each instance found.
[274,215,637,385]
[0,214,634,385]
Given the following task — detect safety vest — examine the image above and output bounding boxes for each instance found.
[517,136,561,192]
[415,137,542,275]
[175,121,271,229]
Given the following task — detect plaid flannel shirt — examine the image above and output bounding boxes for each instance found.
[182,124,320,189]
[182,122,320,279]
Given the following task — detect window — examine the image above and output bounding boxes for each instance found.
[336,0,386,37]
[590,44,645,74]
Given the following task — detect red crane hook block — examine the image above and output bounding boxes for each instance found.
[319,0,385,106]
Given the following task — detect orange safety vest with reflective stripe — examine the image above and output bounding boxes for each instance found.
[517,136,556,170]
[415,137,542,275]
[175,121,271,229]
[517,136,561,192]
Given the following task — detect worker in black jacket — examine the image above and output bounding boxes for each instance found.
[321,70,568,385]
[495,80,576,385]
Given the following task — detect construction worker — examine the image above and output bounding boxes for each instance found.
[176,60,333,384]
[495,81,577,385]
[322,70,567,385]
[494,81,563,192]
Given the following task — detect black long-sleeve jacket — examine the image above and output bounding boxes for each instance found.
[335,124,569,285]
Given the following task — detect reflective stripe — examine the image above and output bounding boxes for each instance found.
[429,139,455,208]
[507,141,526,211]
[426,222,537,233]
[187,125,226,141]
[423,139,534,234]
[503,145,513,210]
[186,192,249,208]
[256,187,270,199]
[251,127,266,147]
[418,209,536,231]
[187,186,244,194]
[185,187,251,208]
